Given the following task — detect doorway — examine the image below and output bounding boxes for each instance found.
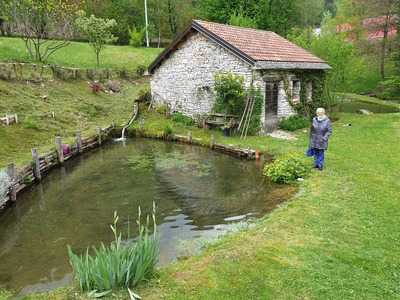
[264,82,279,132]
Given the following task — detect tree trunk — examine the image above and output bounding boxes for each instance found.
[96,51,100,68]
[380,16,389,80]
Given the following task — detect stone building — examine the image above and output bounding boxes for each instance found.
[148,20,330,132]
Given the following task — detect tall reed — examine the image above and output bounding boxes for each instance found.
[68,203,159,292]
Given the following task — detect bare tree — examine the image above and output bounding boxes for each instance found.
[11,0,80,63]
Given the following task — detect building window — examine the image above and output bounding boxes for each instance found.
[292,80,301,103]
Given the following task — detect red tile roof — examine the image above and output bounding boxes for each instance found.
[195,20,325,63]
[148,20,329,73]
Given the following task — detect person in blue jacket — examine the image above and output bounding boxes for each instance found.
[308,108,332,170]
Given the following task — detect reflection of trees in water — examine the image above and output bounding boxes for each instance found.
[151,145,276,227]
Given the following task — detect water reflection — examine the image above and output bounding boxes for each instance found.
[0,139,294,295]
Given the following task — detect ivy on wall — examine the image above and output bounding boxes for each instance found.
[281,70,334,118]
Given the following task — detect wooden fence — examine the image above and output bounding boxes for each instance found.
[1,125,258,210]
[2,124,115,207]
[0,114,18,126]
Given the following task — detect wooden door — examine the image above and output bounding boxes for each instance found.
[265,82,279,116]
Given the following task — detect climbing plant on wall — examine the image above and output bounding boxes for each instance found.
[213,72,245,115]
[282,70,334,118]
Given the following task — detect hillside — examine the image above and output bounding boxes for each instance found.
[0,79,148,168]
[0,37,163,71]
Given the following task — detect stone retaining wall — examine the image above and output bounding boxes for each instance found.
[0,63,142,82]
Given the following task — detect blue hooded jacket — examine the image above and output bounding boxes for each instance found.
[310,116,332,150]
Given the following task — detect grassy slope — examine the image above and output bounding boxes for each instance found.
[0,37,162,70]
[140,112,400,299]
[0,79,147,168]
[21,108,400,299]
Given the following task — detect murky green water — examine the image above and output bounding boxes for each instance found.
[337,100,399,113]
[0,139,294,296]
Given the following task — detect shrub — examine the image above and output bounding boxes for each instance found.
[137,88,151,103]
[171,112,194,126]
[154,103,169,115]
[263,154,309,184]
[68,208,158,292]
[129,26,145,47]
[136,64,146,76]
[246,87,263,135]
[213,73,245,116]
[376,76,400,100]
[23,116,40,130]
[163,124,173,137]
[279,115,309,131]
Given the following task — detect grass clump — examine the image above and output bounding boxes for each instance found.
[68,206,159,292]
[263,154,309,184]
[279,115,309,131]
[171,112,194,126]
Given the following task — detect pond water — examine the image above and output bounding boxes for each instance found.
[0,139,294,296]
[336,100,399,113]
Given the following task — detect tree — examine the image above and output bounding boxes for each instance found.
[354,0,397,79]
[10,0,80,63]
[228,12,258,28]
[75,12,117,67]
[256,0,297,36]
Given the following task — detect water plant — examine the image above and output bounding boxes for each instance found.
[68,204,159,292]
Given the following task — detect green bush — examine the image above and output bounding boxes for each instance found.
[136,64,146,76]
[163,124,173,137]
[263,154,309,184]
[128,26,145,47]
[22,116,40,130]
[68,208,158,292]
[246,87,263,135]
[279,115,309,131]
[154,103,169,115]
[213,72,245,116]
[376,76,400,100]
[171,112,194,126]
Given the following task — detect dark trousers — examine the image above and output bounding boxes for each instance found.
[313,148,325,168]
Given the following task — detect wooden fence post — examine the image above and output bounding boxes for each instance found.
[210,134,215,149]
[14,114,18,124]
[6,163,17,202]
[76,131,82,153]
[31,148,41,181]
[5,115,9,126]
[97,127,102,145]
[188,131,192,144]
[55,136,64,164]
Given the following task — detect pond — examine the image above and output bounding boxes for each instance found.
[0,139,294,296]
[336,100,399,114]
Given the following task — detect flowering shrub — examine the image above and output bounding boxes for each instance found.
[263,154,309,184]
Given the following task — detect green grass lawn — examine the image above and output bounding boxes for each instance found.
[0,79,148,168]
[0,37,162,70]
[15,105,400,299]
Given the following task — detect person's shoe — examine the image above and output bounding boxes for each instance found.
[317,166,324,171]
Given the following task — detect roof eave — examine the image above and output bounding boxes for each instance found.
[254,61,332,70]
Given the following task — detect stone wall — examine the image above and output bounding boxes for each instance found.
[0,63,140,82]
[150,32,308,132]
[150,32,257,117]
